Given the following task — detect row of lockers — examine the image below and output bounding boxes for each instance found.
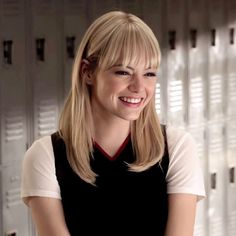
[0,0,236,235]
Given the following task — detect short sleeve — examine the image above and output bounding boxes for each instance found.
[21,136,61,205]
[166,126,206,201]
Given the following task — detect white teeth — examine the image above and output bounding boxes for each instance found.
[120,97,142,104]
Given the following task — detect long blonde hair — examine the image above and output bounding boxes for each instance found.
[59,11,164,184]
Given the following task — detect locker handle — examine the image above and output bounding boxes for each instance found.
[230,28,234,45]
[3,40,13,65]
[168,30,176,50]
[190,29,197,48]
[36,38,45,61]
[211,29,216,46]
[66,36,76,59]
[229,167,235,183]
[210,173,217,189]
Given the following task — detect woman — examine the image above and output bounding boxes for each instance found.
[21,11,205,236]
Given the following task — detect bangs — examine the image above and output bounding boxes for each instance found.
[98,23,160,70]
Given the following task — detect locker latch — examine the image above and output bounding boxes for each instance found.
[3,40,13,65]
[66,36,76,59]
[168,30,176,50]
[230,28,234,45]
[36,38,45,61]
[229,167,235,183]
[211,29,216,46]
[210,173,217,189]
[190,29,197,48]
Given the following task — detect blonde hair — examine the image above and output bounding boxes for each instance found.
[59,11,164,184]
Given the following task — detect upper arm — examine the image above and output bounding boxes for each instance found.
[165,193,197,236]
[21,137,61,205]
[166,127,206,200]
[28,197,70,236]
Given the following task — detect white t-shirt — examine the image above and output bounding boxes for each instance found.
[21,126,206,204]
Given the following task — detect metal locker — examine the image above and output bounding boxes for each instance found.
[142,1,165,122]
[0,0,28,165]
[0,0,29,235]
[30,0,63,139]
[187,0,208,126]
[207,0,226,121]
[1,163,29,236]
[188,125,208,236]
[164,0,188,128]
[89,0,119,21]
[118,0,143,18]
[207,121,227,236]
[64,0,89,96]
[226,0,236,118]
[226,119,236,236]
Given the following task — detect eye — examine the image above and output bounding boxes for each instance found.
[145,72,157,77]
[115,70,130,76]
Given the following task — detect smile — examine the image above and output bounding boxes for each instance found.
[119,97,142,104]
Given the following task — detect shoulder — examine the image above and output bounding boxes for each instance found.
[23,135,54,168]
[165,125,196,157]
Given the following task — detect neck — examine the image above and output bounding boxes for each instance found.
[92,112,131,157]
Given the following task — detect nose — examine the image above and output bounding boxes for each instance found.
[128,74,144,93]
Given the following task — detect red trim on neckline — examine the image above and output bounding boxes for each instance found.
[94,134,131,161]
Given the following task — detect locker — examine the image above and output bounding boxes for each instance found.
[187,0,208,125]
[89,0,119,21]
[118,0,143,18]
[164,0,187,127]
[142,1,165,122]
[226,119,236,236]
[208,121,227,236]
[1,163,29,236]
[188,125,208,236]
[207,0,226,121]
[63,0,89,96]
[226,0,236,118]
[0,0,28,165]
[30,0,63,139]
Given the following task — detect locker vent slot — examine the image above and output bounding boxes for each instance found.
[6,187,21,208]
[196,142,204,159]
[229,167,235,183]
[3,0,22,16]
[229,73,236,102]
[5,108,24,142]
[210,135,222,153]
[228,211,236,235]
[211,29,216,46]
[169,80,183,112]
[38,99,57,137]
[228,128,236,149]
[190,29,197,48]
[210,75,222,105]
[230,28,234,45]
[190,77,203,108]
[155,83,161,113]
[168,30,176,50]
[210,217,223,236]
[193,224,204,236]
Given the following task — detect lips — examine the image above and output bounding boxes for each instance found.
[119,96,143,104]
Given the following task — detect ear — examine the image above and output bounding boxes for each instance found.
[80,59,93,85]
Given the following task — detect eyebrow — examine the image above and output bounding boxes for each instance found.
[113,64,154,70]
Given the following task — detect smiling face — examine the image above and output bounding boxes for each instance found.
[88,61,158,122]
